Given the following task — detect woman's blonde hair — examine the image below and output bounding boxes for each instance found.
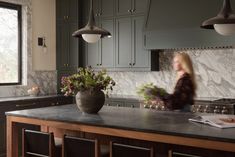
[174,52,197,95]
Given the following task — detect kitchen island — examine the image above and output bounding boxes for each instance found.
[6,104,235,157]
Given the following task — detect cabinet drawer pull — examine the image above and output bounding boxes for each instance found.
[16,103,36,108]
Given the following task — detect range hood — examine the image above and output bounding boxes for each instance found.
[143,0,235,50]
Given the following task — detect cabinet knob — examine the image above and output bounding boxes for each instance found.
[64,64,66,67]
[129,63,132,66]
[128,9,131,13]
[132,63,135,66]
[132,9,135,12]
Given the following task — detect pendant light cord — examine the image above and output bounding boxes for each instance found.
[87,0,96,27]
[219,0,232,18]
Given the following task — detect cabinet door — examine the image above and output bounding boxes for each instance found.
[68,0,79,23]
[56,23,69,71]
[68,23,79,70]
[0,118,5,157]
[100,0,114,17]
[132,0,148,15]
[115,17,132,67]
[132,16,149,68]
[116,0,132,16]
[56,0,68,22]
[100,19,114,68]
[86,42,100,68]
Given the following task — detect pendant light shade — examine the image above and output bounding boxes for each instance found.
[72,0,111,43]
[201,0,235,36]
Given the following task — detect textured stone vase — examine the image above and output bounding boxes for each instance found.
[75,90,105,114]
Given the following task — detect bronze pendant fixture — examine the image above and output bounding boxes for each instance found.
[201,0,235,36]
[72,0,111,43]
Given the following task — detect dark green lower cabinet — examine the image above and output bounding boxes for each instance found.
[0,118,5,157]
[0,96,73,157]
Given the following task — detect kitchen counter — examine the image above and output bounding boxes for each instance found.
[0,95,64,103]
[6,104,235,143]
[5,104,235,156]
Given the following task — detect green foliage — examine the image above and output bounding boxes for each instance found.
[137,83,167,103]
[61,67,116,96]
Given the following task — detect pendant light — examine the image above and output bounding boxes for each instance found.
[72,0,111,43]
[201,0,235,36]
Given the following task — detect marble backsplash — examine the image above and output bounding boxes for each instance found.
[108,49,235,98]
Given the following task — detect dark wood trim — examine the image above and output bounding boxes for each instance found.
[6,115,235,157]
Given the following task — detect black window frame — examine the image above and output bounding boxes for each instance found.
[0,2,22,86]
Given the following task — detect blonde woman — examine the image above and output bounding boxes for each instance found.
[158,53,197,112]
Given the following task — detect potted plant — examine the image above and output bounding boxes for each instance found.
[61,67,115,114]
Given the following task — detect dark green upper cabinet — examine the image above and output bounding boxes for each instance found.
[100,0,114,18]
[132,16,149,68]
[116,16,149,68]
[56,0,68,22]
[84,0,114,18]
[68,23,80,69]
[56,24,69,71]
[144,0,235,49]
[116,0,132,16]
[132,0,148,15]
[56,0,80,72]
[86,42,100,68]
[116,0,147,16]
[68,0,79,23]
[85,19,114,69]
[115,17,132,67]
[100,19,114,68]
[81,0,150,71]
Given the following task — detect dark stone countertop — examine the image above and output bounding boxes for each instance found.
[0,95,64,103]
[5,104,235,143]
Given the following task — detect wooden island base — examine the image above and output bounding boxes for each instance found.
[7,115,235,157]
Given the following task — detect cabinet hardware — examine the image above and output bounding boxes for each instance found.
[56,102,59,105]
[99,13,102,16]
[64,64,66,67]
[51,102,56,106]
[99,64,102,66]
[16,103,36,108]
[128,9,131,13]
[97,63,99,66]
[129,63,132,66]
[66,16,69,19]
[132,63,136,66]
[132,9,135,12]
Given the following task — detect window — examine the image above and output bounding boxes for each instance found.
[0,2,22,85]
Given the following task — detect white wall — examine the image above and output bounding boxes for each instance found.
[32,0,56,71]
